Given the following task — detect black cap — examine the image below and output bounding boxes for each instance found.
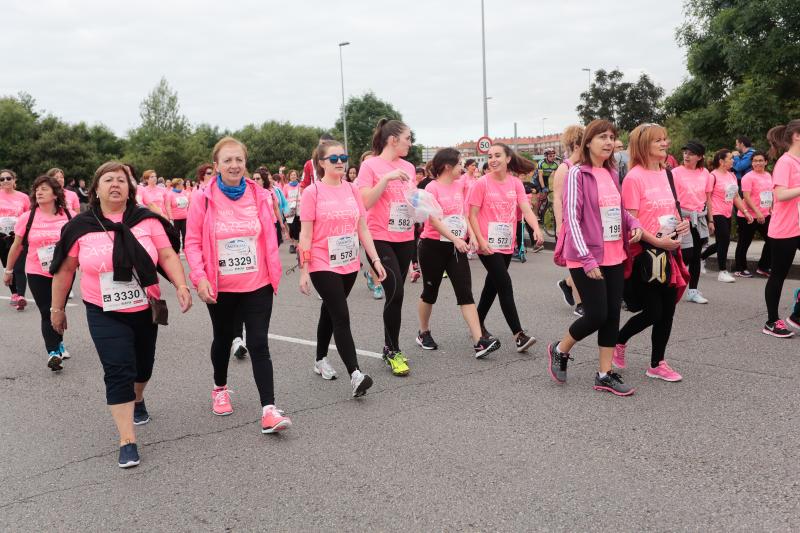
[681,140,706,156]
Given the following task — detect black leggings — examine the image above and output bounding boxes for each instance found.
[0,237,27,296]
[618,277,678,368]
[515,221,535,250]
[173,219,187,251]
[311,271,359,374]
[701,215,731,271]
[568,264,624,347]
[27,274,63,353]
[373,240,415,351]
[477,253,522,335]
[765,236,800,323]
[207,285,275,407]
[680,225,707,290]
[418,239,474,306]
[734,215,771,272]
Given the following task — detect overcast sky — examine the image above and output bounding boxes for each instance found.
[2,0,688,147]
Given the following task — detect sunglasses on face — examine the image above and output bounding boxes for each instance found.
[0,176,13,182]
[322,155,349,163]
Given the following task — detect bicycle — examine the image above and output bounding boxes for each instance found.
[536,190,557,238]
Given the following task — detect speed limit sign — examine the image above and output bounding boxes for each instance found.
[476,136,492,154]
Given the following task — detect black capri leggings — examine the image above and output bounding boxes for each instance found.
[311,271,359,374]
[701,215,731,271]
[734,215,771,272]
[680,225,707,290]
[173,218,187,251]
[765,236,800,323]
[27,274,63,353]
[617,276,678,368]
[568,264,624,347]
[418,238,474,306]
[85,303,157,405]
[373,240,415,351]
[477,252,522,335]
[0,236,27,297]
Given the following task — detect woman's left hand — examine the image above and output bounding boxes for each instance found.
[675,219,691,236]
[299,271,311,295]
[176,286,192,313]
[3,272,11,287]
[533,228,544,246]
[629,228,643,243]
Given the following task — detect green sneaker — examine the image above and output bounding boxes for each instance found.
[382,347,410,376]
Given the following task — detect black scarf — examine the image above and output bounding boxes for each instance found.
[49,203,179,285]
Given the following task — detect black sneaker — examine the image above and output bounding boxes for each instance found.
[788,314,800,330]
[473,336,500,359]
[593,372,635,396]
[547,343,571,383]
[762,320,795,338]
[557,279,575,307]
[289,244,296,254]
[573,303,585,317]
[118,443,140,468]
[415,330,438,350]
[515,331,536,353]
[133,400,150,425]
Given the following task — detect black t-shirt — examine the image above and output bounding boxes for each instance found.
[417,177,433,190]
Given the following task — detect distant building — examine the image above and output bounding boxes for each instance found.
[421,134,562,167]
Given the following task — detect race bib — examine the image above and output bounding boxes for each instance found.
[175,196,189,209]
[327,233,359,268]
[0,216,17,235]
[217,236,258,275]
[440,215,466,242]
[37,244,55,271]
[724,183,737,202]
[99,272,147,312]
[600,207,622,241]
[658,214,678,235]
[388,202,412,232]
[487,222,513,248]
[759,191,773,209]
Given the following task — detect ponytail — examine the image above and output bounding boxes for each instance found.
[767,119,800,160]
[492,143,536,175]
[371,118,409,155]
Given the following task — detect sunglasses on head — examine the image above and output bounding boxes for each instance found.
[322,155,349,163]
[0,176,13,182]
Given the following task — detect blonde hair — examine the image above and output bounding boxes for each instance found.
[561,125,585,156]
[212,136,248,163]
[628,123,668,170]
[46,167,64,178]
[171,178,184,187]
[142,169,157,181]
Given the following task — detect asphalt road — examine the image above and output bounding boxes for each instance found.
[1,247,799,531]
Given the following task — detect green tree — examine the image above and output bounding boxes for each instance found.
[665,0,800,151]
[235,121,326,174]
[577,69,665,132]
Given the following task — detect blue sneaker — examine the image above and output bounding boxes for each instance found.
[133,400,150,425]
[118,443,140,468]
[373,285,384,300]
[47,351,63,372]
[58,342,70,360]
[363,270,376,291]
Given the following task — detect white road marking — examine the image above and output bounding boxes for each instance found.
[0,295,77,307]
[268,333,383,360]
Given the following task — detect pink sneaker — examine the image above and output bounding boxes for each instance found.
[646,361,682,382]
[211,386,233,416]
[261,405,291,434]
[9,294,18,306]
[612,344,626,369]
[15,296,27,311]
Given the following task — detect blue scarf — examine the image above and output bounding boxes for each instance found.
[216,175,246,201]
[172,188,181,194]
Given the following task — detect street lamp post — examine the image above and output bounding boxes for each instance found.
[581,67,592,85]
[338,41,350,155]
[481,0,489,136]
[542,117,547,137]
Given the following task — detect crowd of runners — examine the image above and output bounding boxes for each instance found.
[1,118,799,469]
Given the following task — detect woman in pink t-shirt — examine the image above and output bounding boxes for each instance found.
[0,168,31,309]
[616,123,691,383]
[355,119,417,376]
[762,121,800,337]
[140,170,172,220]
[550,120,642,395]
[49,161,191,468]
[733,151,773,277]
[167,178,191,251]
[467,143,544,352]
[3,175,73,370]
[298,140,386,397]
[672,141,713,303]
[47,168,81,213]
[700,150,752,282]
[416,148,500,359]
[185,137,291,434]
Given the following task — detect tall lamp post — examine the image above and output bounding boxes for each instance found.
[481,0,489,136]
[338,41,351,155]
[581,67,592,85]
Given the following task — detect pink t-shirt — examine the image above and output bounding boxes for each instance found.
[355,156,417,243]
[421,179,467,241]
[299,180,366,274]
[13,209,72,277]
[621,166,680,248]
[0,190,31,235]
[141,186,167,213]
[68,214,170,312]
[708,170,739,218]
[283,182,302,220]
[672,166,711,212]
[169,190,191,220]
[739,170,773,217]
[63,189,80,213]
[467,174,527,254]
[212,187,271,293]
[136,184,146,206]
[768,153,800,239]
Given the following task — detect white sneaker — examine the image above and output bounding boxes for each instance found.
[314,357,338,380]
[350,369,373,397]
[717,270,735,283]
[685,289,709,304]
[229,337,248,359]
[700,260,707,274]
